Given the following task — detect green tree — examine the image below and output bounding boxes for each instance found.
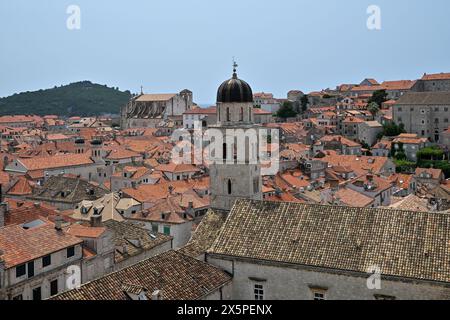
[276,101,298,119]
[367,102,380,118]
[300,95,309,113]
[368,89,388,107]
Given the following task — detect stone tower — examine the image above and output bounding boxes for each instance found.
[209,63,263,211]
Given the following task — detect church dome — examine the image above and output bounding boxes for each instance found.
[217,65,253,103]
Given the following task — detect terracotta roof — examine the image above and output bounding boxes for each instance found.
[0,222,82,268]
[387,194,430,212]
[65,224,107,239]
[335,188,374,207]
[156,163,201,174]
[4,203,68,226]
[106,147,141,160]
[7,176,34,196]
[415,168,443,180]
[320,154,390,176]
[209,199,450,284]
[52,250,231,300]
[422,72,450,81]
[135,94,176,102]
[17,153,93,171]
[183,106,217,115]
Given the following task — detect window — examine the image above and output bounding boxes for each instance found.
[32,287,42,301]
[152,224,158,233]
[163,225,171,235]
[254,284,264,300]
[67,246,75,258]
[42,255,51,267]
[240,107,244,121]
[16,264,26,278]
[310,287,327,300]
[27,261,34,278]
[222,143,227,160]
[50,279,58,296]
[374,294,396,300]
[313,292,325,300]
[226,107,230,122]
[227,179,232,195]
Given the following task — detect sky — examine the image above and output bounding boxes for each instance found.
[1,0,450,104]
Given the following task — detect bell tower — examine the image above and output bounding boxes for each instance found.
[209,62,263,212]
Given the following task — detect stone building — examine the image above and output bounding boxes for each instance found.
[120,90,193,129]
[0,220,83,300]
[207,199,450,300]
[393,92,450,143]
[412,72,450,92]
[209,64,263,211]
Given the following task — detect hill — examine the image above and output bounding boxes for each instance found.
[0,81,132,116]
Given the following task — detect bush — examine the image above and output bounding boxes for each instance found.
[394,159,416,173]
[417,146,444,161]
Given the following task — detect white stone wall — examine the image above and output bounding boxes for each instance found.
[4,244,83,300]
[207,255,450,300]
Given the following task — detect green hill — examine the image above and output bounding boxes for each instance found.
[0,81,132,116]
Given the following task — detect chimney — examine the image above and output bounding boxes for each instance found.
[54,215,64,231]
[151,290,162,301]
[90,214,102,227]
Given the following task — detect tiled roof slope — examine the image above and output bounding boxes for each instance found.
[179,208,227,258]
[0,222,82,268]
[209,199,450,284]
[395,92,450,105]
[52,250,231,300]
[30,176,107,204]
[103,220,172,263]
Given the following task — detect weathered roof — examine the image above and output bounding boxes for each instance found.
[179,208,227,258]
[0,222,82,268]
[395,92,450,105]
[30,175,107,204]
[103,220,172,263]
[52,250,231,300]
[209,199,450,284]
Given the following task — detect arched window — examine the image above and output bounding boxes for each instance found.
[227,179,232,195]
[245,137,250,163]
[226,107,231,122]
[240,107,244,121]
[222,143,227,160]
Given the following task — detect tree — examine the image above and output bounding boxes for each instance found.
[367,102,380,118]
[368,89,388,107]
[382,122,406,137]
[276,101,298,119]
[300,95,309,113]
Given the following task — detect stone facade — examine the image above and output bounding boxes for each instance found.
[393,92,450,143]
[206,256,450,300]
[121,90,193,129]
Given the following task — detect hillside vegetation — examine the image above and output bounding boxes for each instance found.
[0,81,131,116]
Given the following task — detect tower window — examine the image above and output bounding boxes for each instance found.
[226,107,230,122]
[240,107,244,121]
[227,179,232,195]
[223,143,227,160]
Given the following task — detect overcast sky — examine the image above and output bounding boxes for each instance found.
[1,0,450,104]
